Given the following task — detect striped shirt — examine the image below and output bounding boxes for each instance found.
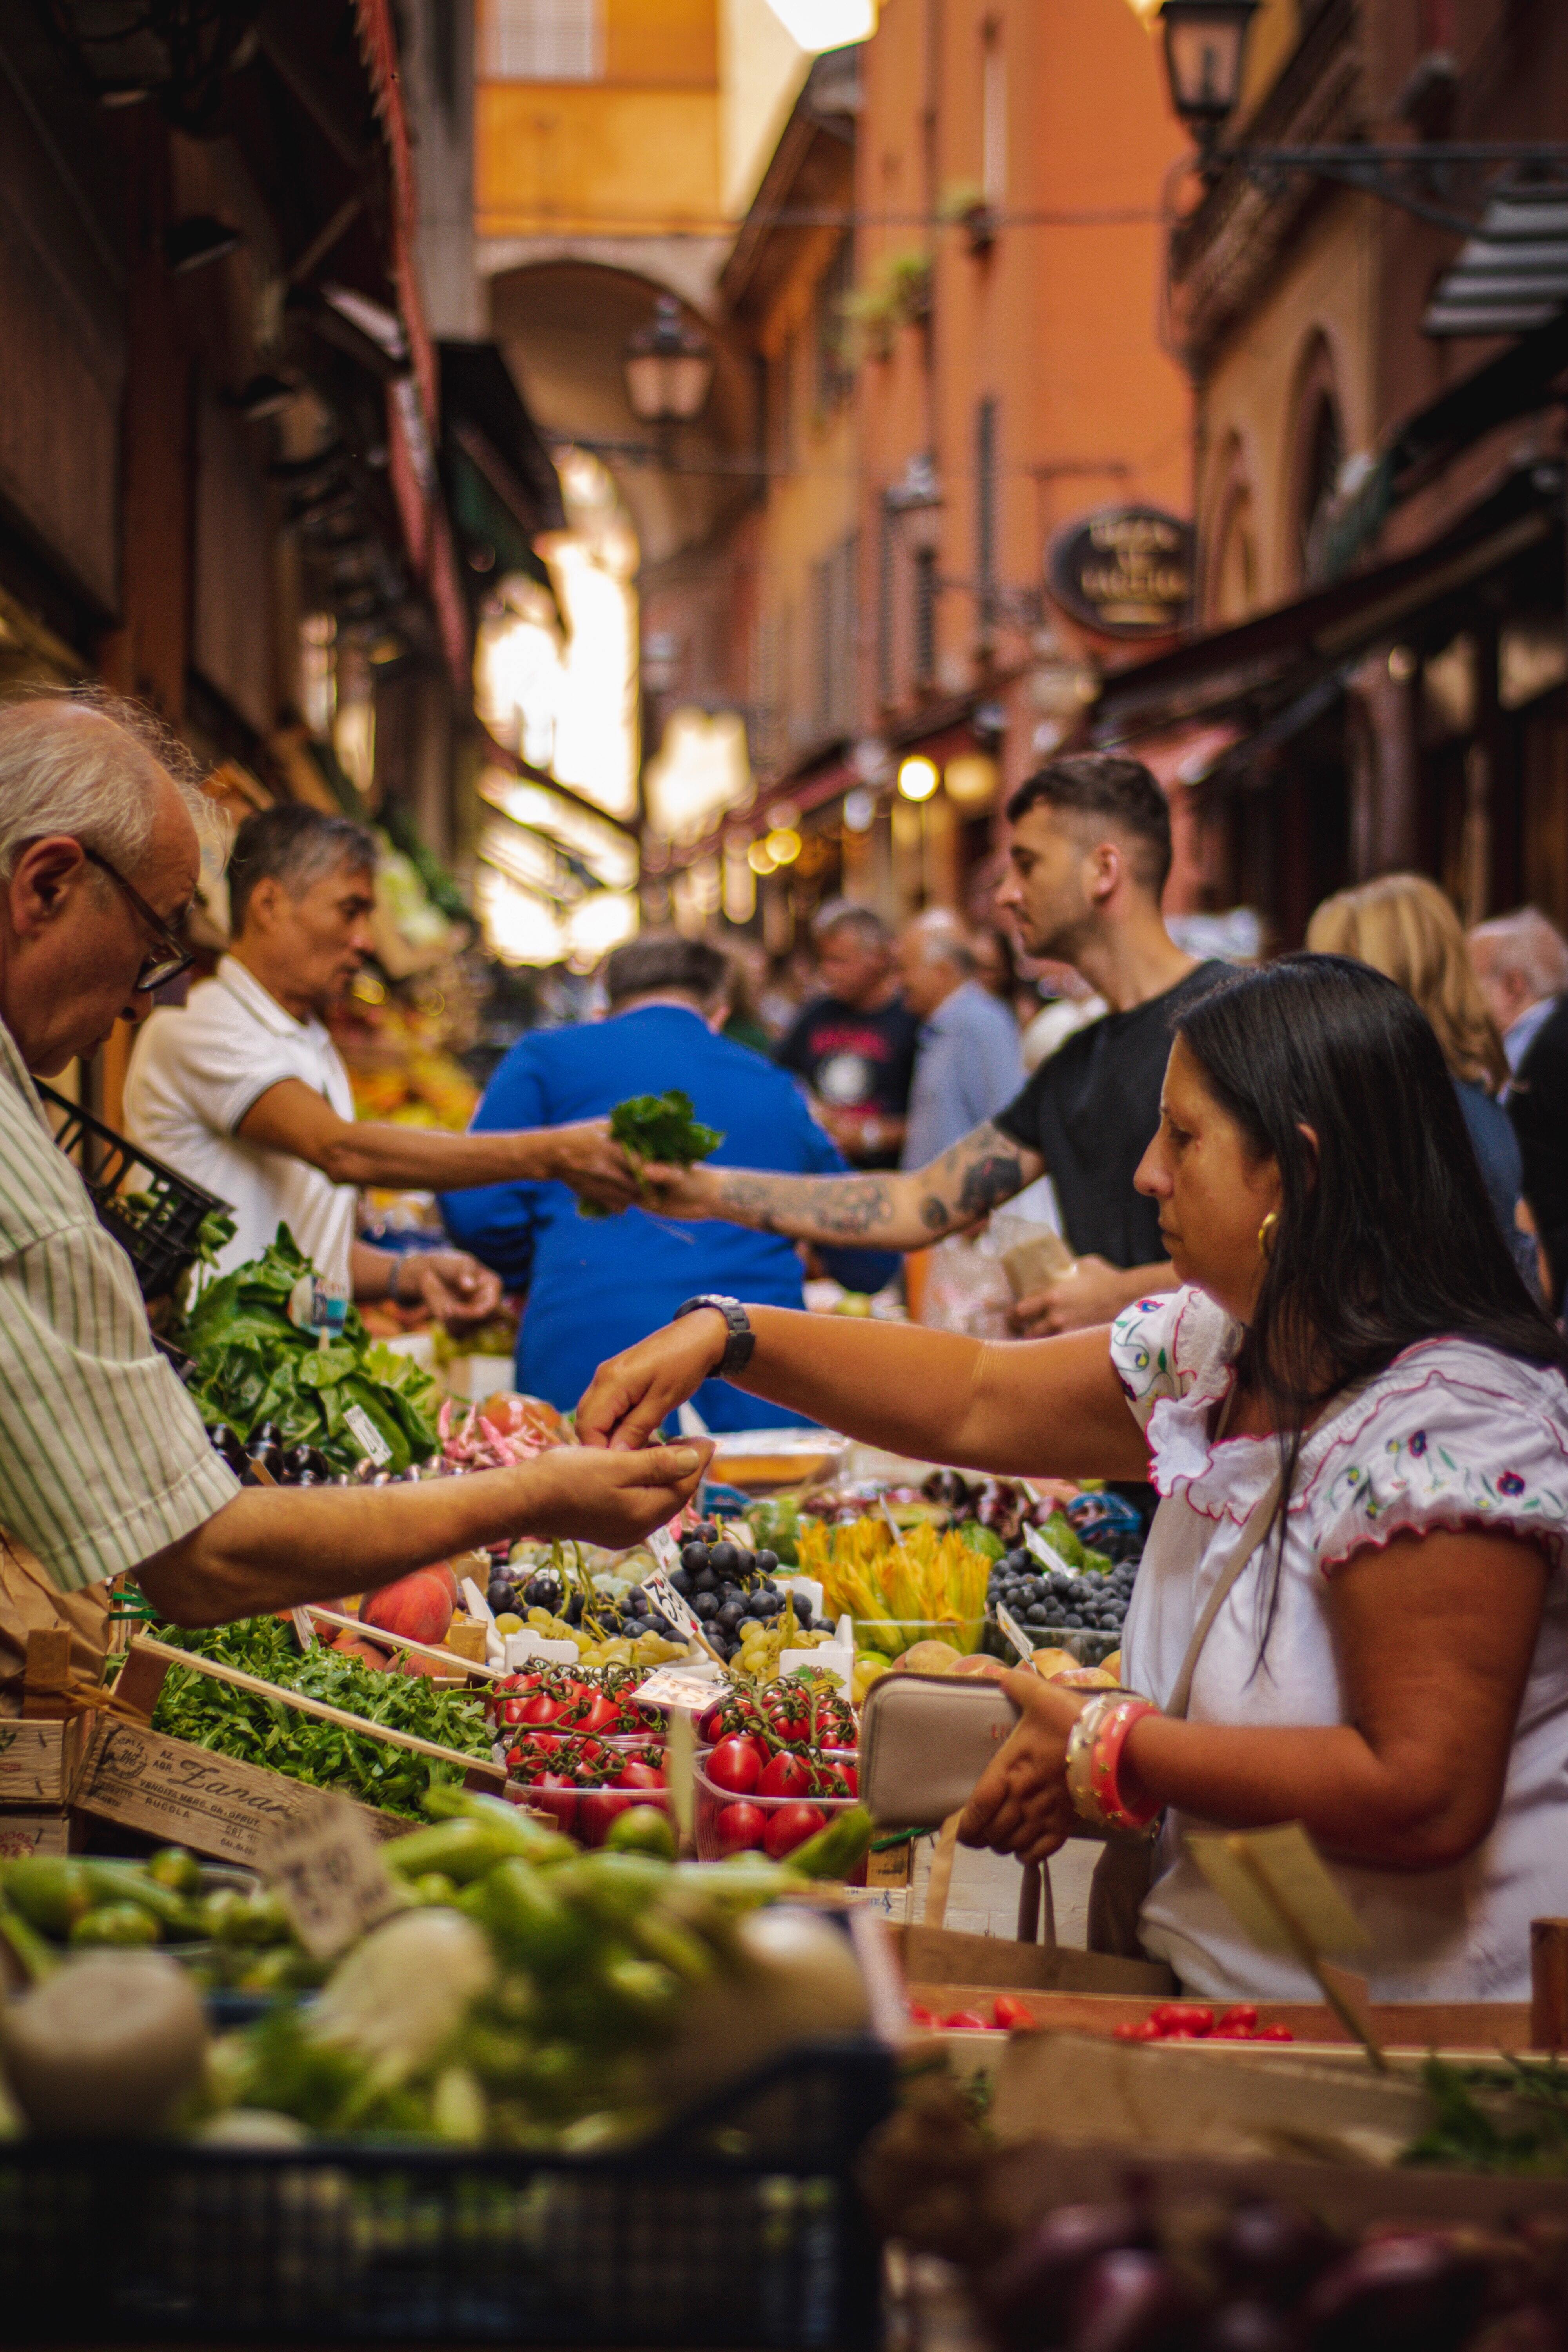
[0,1014,238,1594]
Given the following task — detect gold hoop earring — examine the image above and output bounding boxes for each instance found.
[1257,1211,1279,1261]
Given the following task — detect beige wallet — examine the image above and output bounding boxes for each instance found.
[859,1672,1021,1827]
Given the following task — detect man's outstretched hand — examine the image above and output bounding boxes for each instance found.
[543,1119,648,1214]
[519,1439,713,1544]
[576,1310,731,1452]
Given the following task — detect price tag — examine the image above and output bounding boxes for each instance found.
[631,1666,722,1713]
[343,1403,392,1466]
[995,1604,1034,1663]
[260,1795,399,1960]
[642,1564,706,1645]
[1023,1524,1075,1578]
[647,1523,682,1573]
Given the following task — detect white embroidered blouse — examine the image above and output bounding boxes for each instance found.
[1112,1286,1568,2002]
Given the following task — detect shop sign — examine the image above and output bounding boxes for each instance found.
[1047,506,1193,637]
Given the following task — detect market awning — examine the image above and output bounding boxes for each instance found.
[1093,471,1557,748]
[439,341,565,597]
[1423,183,1568,339]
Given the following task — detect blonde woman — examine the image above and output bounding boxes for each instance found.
[1306,875,1532,1281]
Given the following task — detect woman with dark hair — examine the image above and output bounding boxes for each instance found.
[578,954,1568,2000]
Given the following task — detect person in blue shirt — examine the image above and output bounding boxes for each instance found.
[441,936,899,1428]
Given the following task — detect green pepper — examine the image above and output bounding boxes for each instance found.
[0,1893,58,1982]
[604,1806,677,1861]
[460,1859,587,1975]
[1,1858,93,1938]
[599,1954,682,2028]
[145,1846,203,1896]
[80,1860,201,1934]
[420,1786,574,1863]
[68,1901,161,1948]
[549,1851,673,1931]
[383,1818,526,1886]
[630,1905,714,1985]
[785,1802,875,1882]
[407,1872,461,1906]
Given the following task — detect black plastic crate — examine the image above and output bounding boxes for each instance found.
[36,1082,231,1301]
[0,2036,893,2346]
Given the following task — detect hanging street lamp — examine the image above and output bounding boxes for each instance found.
[622,297,715,430]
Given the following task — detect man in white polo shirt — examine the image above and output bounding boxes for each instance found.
[126,805,637,1315]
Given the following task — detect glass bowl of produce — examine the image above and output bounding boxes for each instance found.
[850,1618,987,1662]
[706,1427,847,1495]
[694,1747,861,1870]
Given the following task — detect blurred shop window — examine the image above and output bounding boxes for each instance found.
[299,612,337,739]
[811,535,858,743]
[485,0,603,80]
[814,235,854,412]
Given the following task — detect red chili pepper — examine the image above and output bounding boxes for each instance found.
[1251,2023,1295,2042]
[993,1995,1037,2031]
[906,2003,937,2029]
[1113,2019,1164,2041]
[1217,2004,1259,2033]
[942,2010,991,2031]
[1210,2022,1257,2040]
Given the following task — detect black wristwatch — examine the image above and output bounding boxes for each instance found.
[674,1294,755,1379]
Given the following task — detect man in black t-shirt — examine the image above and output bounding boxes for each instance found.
[639,755,1219,1334]
[775,903,919,1169]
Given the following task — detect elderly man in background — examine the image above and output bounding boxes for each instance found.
[1471,906,1568,1310]
[0,693,705,1690]
[126,804,636,1316]
[895,909,1025,1167]
[774,901,918,1168]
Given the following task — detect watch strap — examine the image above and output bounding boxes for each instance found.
[674,1293,755,1379]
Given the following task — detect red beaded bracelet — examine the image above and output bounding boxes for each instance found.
[1065,1693,1161,1833]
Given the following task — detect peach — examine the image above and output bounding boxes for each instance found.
[362,1569,455,1648]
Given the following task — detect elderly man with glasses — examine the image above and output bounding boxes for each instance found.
[0,694,707,1692]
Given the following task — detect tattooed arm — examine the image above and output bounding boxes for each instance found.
[639,1121,1045,1249]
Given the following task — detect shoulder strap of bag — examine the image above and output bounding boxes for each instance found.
[1161,1378,1367,1722]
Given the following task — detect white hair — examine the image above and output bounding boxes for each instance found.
[0,692,215,883]
[903,907,975,974]
[1468,907,1568,1004]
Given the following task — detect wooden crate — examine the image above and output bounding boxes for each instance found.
[0,1808,71,1860]
[73,1717,410,1867]
[0,1717,81,1809]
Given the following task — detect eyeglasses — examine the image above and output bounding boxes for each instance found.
[82,846,194,993]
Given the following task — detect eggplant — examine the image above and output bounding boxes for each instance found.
[1304,2235,1490,2352]
[245,1440,283,1482]
[251,1421,283,1449]
[922,1468,973,1508]
[1216,2205,1338,2308]
[283,1442,329,1481]
[1196,2303,1299,2352]
[1070,2251,1201,2352]
[209,1424,248,1474]
[984,2203,1156,2351]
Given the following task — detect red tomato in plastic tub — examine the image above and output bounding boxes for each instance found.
[499,1697,532,1726]
[757,1749,813,1801]
[521,1691,566,1728]
[763,1801,827,1861]
[533,1772,579,1835]
[696,1699,728,1744]
[717,1801,767,1853]
[993,1996,1037,2031]
[708,1735,765,1795]
[577,1788,632,1845]
[616,1757,666,1791]
[569,1692,622,1737]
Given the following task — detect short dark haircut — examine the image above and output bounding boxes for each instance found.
[604,933,727,1009]
[228,805,377,933]
[1004,753,1172,897]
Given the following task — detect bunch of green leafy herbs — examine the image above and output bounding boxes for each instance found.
[147,1615,492,1819]
[176,1226,439,1473]
[1400,2054,1568,2175]
[580,1089,724,1219]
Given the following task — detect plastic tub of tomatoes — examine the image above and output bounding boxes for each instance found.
[503,1730,671,1848]
[695,1745,860,1868]
[488,1659,650,1747]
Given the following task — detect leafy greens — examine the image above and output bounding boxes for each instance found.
[581,1089,724,1220]
[148,1615,492,1819]
[177,1226,440,1473]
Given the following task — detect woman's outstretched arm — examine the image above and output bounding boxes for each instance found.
[575,1303,1151,1483]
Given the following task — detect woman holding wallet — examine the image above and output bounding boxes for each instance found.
[577,955,1568,2002]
